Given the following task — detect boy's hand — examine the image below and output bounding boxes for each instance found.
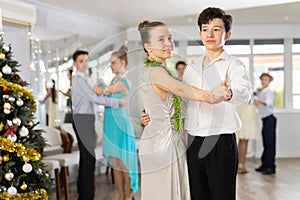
[210,80,232,104]
[140,108,150,126]
[96,78,107,87]
[119,97,127,106]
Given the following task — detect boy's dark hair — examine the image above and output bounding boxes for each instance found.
[72,50,88,61]
[198,7,233,33]
[175,61,187,70]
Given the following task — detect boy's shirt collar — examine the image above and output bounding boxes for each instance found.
[201,50,230,69]
[205,50,230,63]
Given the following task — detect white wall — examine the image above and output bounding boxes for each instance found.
[252,111,300,158]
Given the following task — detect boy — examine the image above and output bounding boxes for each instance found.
[254,73,276,175]
[184,7,252,200]
[71,50,125,200]
[175,60,187,81]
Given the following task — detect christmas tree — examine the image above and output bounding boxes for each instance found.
[0,33,51,199]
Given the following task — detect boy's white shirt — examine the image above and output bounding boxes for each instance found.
[182,50,252,137]
[256,87,274,118]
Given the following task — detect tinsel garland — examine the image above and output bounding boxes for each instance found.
[144,58,183,134]
[0,189,48,200]
[0,78,36,112]
[0,136,41,161]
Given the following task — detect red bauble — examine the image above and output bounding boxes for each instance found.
[2,88,9,93]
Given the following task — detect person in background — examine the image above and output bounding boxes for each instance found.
[175,60,187,81]
[40,79,58,127]
[254,72,277,175]
[94,46,138,200]
[71,50,125,200]
[236,94,259,174]
[60,67,73,123]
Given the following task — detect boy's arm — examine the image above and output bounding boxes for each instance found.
[227,59,252,106]
[73,76,120,108]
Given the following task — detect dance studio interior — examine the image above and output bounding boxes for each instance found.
[0,0,299,199]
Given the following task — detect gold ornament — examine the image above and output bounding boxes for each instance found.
[3,154,9,162]
[20,182,27,190]
[0,189,48,199]
[22,155,30,163]
[0,137,41,161]
[0,123,4,131]
[0,78,36,112]
[0,52,5,60]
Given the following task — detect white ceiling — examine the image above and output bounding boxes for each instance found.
[27,0,300,27]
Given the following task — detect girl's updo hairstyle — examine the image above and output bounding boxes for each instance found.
[111,45,128,66]
[138,20,167,53]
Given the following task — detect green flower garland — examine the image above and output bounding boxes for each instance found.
[144,58,183,134]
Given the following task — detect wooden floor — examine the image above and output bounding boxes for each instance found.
[49,158,300,200]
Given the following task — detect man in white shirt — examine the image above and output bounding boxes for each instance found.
[254,73,277,175]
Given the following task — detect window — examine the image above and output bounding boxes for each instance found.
[253,55,284,108]
[292,39,300,109]
[224,40,251,55]
[292,55,300,109]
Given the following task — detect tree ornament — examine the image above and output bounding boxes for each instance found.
[16,98,24,106]
[0,186,7,192]
[3,154,9,162]
[19,126,29,137]
[0,52,5,60]
[7,120,13,126]
[3,45,10,52]
[22,163,33,173]
[2,87,9,93]
[8,97,15,102]
[36,168,42,175]
[20,182,27,190]
[7,186,17,195]
[2,65,12,74]
[4,109,11,114]
[7,134,17,142]
[28,121,33,127]
[12,118,21,126]
[22,156,30,163]
[0,72,2,78]
[0,123,3,131]
[5,171,14,181]
[4,102,11,110]
[4,123,17,140]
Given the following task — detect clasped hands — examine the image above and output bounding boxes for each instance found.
[209,80,232,104]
